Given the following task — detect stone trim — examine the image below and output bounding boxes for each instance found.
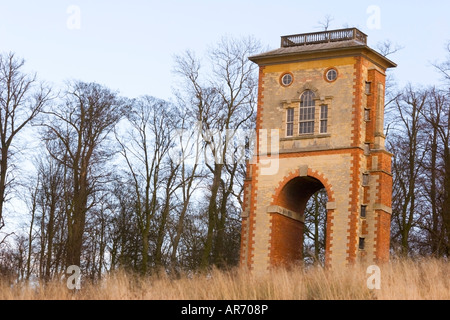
[267,205,305,223]
[298,165,308,177]
[373,203,392,214]
[326,201,337,210]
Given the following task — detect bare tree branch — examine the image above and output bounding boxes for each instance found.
[376,39,404,57]
[317,15,334,31]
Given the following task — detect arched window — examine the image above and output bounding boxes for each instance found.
[299,90,316,134]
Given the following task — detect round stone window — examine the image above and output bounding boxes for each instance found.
[325,68,338,82]
[280,73,293,87]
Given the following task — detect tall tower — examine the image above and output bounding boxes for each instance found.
[240,28,396,272]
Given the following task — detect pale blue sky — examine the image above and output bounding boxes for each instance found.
[0,1,449,234]
[1,0,449,101]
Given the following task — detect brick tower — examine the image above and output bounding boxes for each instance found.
[240,28,396,272]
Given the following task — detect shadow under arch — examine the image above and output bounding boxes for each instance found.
[269,170,334,267]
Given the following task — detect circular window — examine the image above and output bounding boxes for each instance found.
[325,68,338,82]
[280,73,293,87]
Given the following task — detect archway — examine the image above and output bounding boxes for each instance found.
[269,175,330,267]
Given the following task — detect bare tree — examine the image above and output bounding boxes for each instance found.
[376,39,403,127]
[429,41,450,255]
[432,42,450,82]
[388,85,428,256]
[108,178,141,272]
[168,108,203,271]
[115,96,177,274]
[376,40,404,58]
[41,81,124,268]
[421,87,449,256]
[174,36,261,269]
[317,15,334,31]
[0,52,52,231]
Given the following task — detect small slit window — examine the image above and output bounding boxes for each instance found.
[365,81,372,95]
[359,237,365,250]
[360,205,367,218]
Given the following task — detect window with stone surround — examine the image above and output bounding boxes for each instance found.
[286,108,294,137]
[280,72,294,87]
[364,108,371,121]
[325,68,338,82]
[362,173,370,186]
[320,104,328,134]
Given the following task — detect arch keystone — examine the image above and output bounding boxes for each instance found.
[299,165,309,177]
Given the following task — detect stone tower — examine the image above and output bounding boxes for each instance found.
[240,28,396,272]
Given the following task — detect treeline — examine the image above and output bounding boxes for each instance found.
[0,36,449,283]
[0,36,261,281]
[388,83,450,257]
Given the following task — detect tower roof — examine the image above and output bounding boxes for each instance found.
[249,28,397,69]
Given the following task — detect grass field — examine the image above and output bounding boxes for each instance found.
[1,258,448,300]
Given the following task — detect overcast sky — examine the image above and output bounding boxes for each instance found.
[1,0,450,102]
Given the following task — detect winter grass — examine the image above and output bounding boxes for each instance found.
[1,258,448,300]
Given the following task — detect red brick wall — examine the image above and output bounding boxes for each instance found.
[269,213,303,267]
[366,68,392,264]
[376,172,392,207]
[366,68,387,145]
[374,210,391,263]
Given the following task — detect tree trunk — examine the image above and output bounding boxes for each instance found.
[443,143,450,255]
[313,194,321,263]
[201,163,222,269]
[430,136,439,255]
[45,200,56,280]
[213,187,228,268]
[66,175,88,268]
[155,184,172,269]
[0,146,8,229]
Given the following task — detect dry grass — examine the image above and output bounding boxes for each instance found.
[1,258,448,300]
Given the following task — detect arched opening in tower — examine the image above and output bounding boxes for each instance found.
[269,176,329,268]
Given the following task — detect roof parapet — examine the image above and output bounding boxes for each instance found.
[281,28,367,48]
